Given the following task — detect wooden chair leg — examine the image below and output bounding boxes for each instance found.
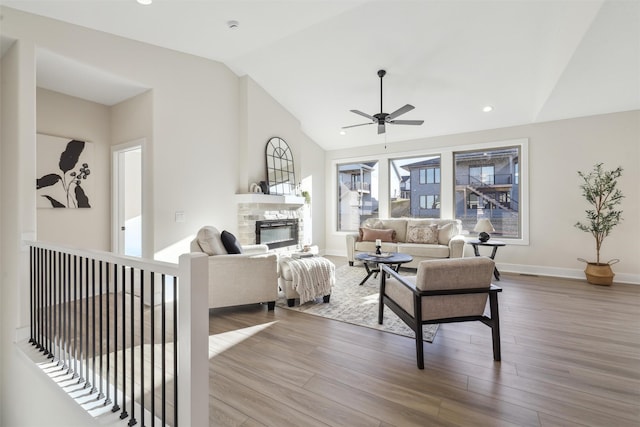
[415,325,424,369]
[414,294,424,369]
[489,292,501,361]
[378,275,385,325]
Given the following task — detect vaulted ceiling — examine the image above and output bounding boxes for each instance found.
[2,0,639,150]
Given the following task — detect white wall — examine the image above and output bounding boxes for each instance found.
[0,7,326,424]
[325,111,640,283]
[0,7,242,263]
[36,88,112,250]
[111,90,154,257]
[240,75,327,248]
[2,39,98,427]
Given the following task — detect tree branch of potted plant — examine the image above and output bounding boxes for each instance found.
[575,163,624,285]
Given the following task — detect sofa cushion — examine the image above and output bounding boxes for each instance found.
[221,230,243,254]
[406,221,438,244]
[355,240,398,253]
[197,226,227,255]
[398,243,450,258]
[360,227,396,243]
[361,218,385,230]
[378,219,409,242]
[437,222,456,245]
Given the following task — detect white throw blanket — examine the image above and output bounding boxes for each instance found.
[282,257,335,304]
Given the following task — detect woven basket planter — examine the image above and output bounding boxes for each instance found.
[583,261,617,286]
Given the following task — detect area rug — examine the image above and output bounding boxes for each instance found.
[277,263,438,342]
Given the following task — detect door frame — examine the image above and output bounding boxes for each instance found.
[112,139,145,255]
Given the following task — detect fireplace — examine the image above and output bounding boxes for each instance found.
[255,219,299,249]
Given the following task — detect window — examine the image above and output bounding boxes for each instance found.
[336,161,379,231]
[420,195,440,210]
[469,165,494,185]
[454,147,520,239]
[419,167,440,184]
[389,155,441,218]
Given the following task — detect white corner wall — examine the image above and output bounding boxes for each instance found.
[0,6,326,424]
[2,39,99,427]
[325,111,640,283]
[36,88,112,250]
[111,90,154,257]
[0,7,244,263]
[239,76,327,248]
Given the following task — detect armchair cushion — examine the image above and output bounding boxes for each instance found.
[196,226,227,255]
[415,257,494,291]
[221,230,243,254]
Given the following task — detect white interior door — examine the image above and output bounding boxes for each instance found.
[113,142,142,256]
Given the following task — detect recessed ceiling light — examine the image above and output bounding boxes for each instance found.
[137,0,152,5]
[227,20,239,29]
[339,130,346,135]
[482,105,493,112]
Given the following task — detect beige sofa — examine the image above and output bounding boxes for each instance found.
[346,218,466,269]
[190,226,278,310]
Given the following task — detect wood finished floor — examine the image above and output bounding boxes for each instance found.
[208,256,640,427]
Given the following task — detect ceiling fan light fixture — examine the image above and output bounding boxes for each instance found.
[343,69,424,134]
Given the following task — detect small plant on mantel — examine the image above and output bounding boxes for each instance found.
[301,190,311,205]
[574,163,624,285]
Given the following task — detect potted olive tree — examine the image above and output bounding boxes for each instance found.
[575,163,624,285]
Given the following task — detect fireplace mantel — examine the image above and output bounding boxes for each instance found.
[235,193,305,205]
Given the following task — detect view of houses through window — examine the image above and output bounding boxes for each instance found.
[336,145,521,238]
[337,161,379,231]
[454,147,520,238]
[390,155,441,218]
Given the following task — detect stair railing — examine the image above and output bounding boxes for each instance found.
[26,241,208,426]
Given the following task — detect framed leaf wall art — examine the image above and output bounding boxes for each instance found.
[36,134,94,208]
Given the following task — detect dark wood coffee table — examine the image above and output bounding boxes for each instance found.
[354,252,413,286]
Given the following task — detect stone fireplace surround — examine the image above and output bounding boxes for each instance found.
[235,194,306,252]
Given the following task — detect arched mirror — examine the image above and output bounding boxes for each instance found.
[265,137,296,195]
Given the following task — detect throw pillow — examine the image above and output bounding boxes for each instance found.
[221,230,243,254]
[360,227,396,243]
[197,226,227,255]
[406,224,439,244]
[437,223,456,245]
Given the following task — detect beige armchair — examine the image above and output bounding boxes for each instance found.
[190,226,278,310]
[379,257,502,369]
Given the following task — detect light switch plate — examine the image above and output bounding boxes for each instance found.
[175,211,185,223]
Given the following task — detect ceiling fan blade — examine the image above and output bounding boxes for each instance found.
[386,104,415,120]
[342,122,373,129]
[377,123,386,134]
[389,119,425,126]
[350,109,376,121]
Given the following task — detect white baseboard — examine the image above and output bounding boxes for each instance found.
[497,262,640,285]
[323,250,640,285]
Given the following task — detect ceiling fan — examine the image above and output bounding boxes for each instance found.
[343,69,424,135]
